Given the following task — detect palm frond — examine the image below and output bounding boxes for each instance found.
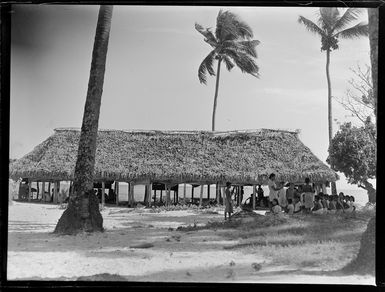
[198,50,217,84]
[237,40,260,58]
[332,8,363,32]
[318,7,340,31]
[195,22,218,47]
[228,51,259,77]
[334,22,369,39]
[222,55,235,71]
[215,10,253,41]
[298,16,326,37]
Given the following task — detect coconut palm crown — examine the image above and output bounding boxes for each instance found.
[298,8,368,52]
[196,10,260,131]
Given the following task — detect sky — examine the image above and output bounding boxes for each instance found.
[10,5,373,190]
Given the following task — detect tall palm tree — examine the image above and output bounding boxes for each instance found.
[196,10,260,131]
[55,5,113,234]
[298,8,368,195]
[367,8,378,120]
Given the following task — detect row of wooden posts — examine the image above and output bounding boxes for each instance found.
[23,180,261,209]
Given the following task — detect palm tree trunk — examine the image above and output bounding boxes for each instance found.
[325,49,337,196]
[54,5,113,234]
[211,59,222,132]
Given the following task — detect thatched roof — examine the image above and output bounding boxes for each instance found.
[9,128,338,185]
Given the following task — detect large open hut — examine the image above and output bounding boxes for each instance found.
[9,128,338,208]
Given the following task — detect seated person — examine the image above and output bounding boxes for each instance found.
[328,195,337,213]
[286,198,294,215]
[336,192,345,212]
[312,195,325,214]
[271,198,282,214]
[293,196,302,213]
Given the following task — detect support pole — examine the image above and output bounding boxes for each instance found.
[129,182,135,207]
[36,181,40,200]
[160,189,163,202]
[191,186,194,204]
[207,184,210,200]
[183,183,186,200]
[216,183,219,205]
[42,181,45,201]
[28,181,31,202]
[199,184,203,207]
[48,182,51,202]
[154,189,157,205]
[146,183,152,207]
[102,181,105,207]
[252,185,256,210]
[115,181,119,206]
[53,181,58,204]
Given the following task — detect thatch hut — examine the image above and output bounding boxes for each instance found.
[9,128,338,207]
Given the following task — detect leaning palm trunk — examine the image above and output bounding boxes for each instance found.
[54,5,113,234]
[211,59,222,131]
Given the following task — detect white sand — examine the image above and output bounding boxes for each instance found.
[7,202,375,285]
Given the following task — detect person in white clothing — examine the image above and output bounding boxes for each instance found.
[268,173,282,208]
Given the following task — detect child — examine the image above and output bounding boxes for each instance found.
[293,196,302,214]
[224,182,235,220]
[312,196,324,214]
[271,198,282,214]
[286,198,294,215]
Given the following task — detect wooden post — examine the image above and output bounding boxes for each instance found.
[167,186,171,206]
[53,181,58,204]
[154,189,157,205]
[216,183,219,204]
[199,184,203,207]
[165,184,169,206]
[101,181,105,207]
[252,185,256,210]
[146,183,152,207]
[191,186,194,204]
[183,183,186,200]
[115,181,119,206]
[221,186,225,205]
[207,184,210,200]
[48,182,51,202]
[28,181,31,202]
[36,181,40,200]
[160,189,163,202]
[129,182,135,206]
[42,181,45,201]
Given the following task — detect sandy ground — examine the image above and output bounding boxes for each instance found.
[7,201,375,285]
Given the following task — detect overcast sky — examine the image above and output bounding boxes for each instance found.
[10,5,372,190]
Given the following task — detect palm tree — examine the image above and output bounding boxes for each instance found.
[298,8,368,195]
[54,5,113,234]
[367,8,378,120]
[195,10,260,131]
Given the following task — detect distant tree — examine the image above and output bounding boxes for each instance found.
[334,64,375,125]
[195,10,260,131]
[54,5,113,234]
[327,119,376,203]
[298,8,369,195]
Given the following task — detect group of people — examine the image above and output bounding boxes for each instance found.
[268,173,356,215]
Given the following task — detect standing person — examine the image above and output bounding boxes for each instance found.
[268,173,282,208]
[286,183,297,202]
[302,177,314,213]
[224,182,235,220]
[257,185,265,207]
[277,181,287,208]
